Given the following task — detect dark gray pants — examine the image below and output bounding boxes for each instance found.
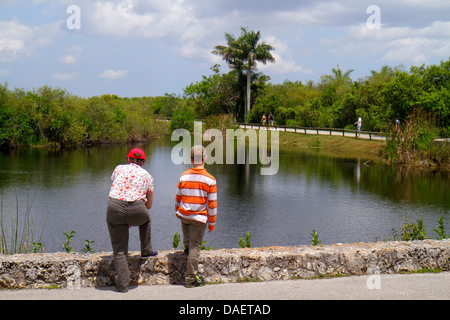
[180,218,206,284]
[106,198,152,292]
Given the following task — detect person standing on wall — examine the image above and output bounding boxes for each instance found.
[175,145,218,288]
[106,148,158,293]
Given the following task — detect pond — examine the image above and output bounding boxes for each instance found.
[0,137,448,253]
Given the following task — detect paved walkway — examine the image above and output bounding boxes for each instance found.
[240,124,386,141]
[1,272,448,300]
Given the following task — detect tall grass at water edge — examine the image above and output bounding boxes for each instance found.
[384,110,449,169]
[0,193,44,255]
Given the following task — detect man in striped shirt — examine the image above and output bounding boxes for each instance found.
[175,145,217,287]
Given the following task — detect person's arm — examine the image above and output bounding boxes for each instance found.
[175,181,181,212]
[207,183,217,232]
[145,191,153,209]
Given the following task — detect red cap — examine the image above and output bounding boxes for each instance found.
[127,148,146,160]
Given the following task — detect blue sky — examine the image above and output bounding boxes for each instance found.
[1,0,449,98]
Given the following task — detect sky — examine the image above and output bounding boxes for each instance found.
[0,0,449,98]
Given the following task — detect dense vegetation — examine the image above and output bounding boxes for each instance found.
[186,59,450,136]
[0,27,448,167]
[0,85,173,148]
[185,29,449,136]
[1,60,449,143]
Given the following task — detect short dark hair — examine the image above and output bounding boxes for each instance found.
[129,157,145,166]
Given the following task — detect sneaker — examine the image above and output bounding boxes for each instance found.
[141,251,158,258]
[185,276,205,288]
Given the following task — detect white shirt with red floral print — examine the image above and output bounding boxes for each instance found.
[109,163,154,202]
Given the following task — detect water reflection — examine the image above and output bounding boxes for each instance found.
[0,138,448,253]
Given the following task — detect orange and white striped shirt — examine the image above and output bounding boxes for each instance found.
[175,167,217,231]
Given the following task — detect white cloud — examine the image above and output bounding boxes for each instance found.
[178,41,211,63]
[61,55,78,65]
[273,2,350,26]
[263,59,313,75]
[99,69,128,80]
[258,36,312,75]
[88,1,155,38]
[2,0,450,96]
[0,20,34,62]
[337,21,450,64]
[0,18,64,63]
[84,0,198,40]
[54,1,365,71]
[347,21,450,42]
[33,21,63,47]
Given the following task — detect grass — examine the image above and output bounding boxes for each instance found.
[383,111,449,169]
[235,277,262,283]
[296,272,349,280]
[278,132,386,163]
[409,268,442,274]
[0,193,44,255]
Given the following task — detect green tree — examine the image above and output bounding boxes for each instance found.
[170,100,196,132]
[184,65,240,117]
[83,95,128,143]
[0,83,15,147]
[212,27,275,118]
[318,65,354,128]
[354,65,396,131]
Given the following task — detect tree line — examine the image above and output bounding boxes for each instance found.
[185,60,450,136]
[0,85,173,149]
[1,27,449,150]
[182,28,449,138]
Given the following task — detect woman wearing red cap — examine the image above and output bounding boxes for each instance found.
[106,147,157,292]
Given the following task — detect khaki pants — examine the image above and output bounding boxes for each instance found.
[106,198,152,292]
[180,218,206,284]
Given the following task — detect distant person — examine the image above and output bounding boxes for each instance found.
[354,115,362,138]
[106,148,157,293]
[261,114,267,127]
[175,145,217,288]
[268,112,274,127]
[395,118,400,133]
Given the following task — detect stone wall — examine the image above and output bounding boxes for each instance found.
[0,239,449,289]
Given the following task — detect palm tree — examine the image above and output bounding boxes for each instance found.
[331,65,354,84]
[212,27,275,117]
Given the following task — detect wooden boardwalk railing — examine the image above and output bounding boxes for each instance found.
[238,123,386,141]
[157,117,447,143]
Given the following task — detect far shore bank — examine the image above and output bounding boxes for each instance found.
[4,122,449,170]
[278,131,385,163]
